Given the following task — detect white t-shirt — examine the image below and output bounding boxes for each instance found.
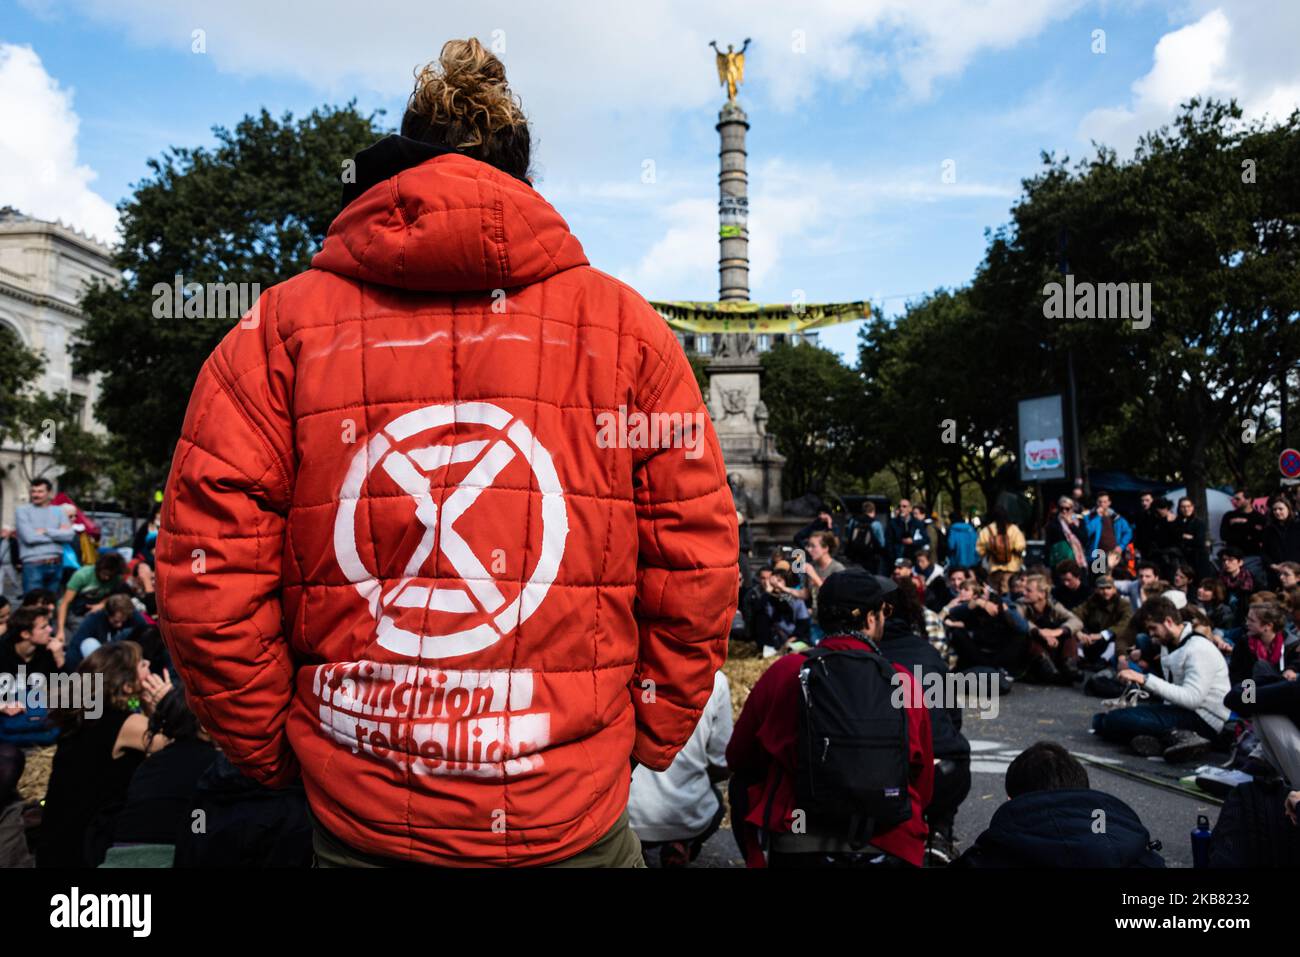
[627,671,732,843]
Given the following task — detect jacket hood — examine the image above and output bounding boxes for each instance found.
[975,788,1161,867]
[312,135,588,293]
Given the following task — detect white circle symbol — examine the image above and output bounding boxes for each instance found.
[333,401,568,660]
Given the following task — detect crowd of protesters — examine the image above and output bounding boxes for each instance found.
[725,482,1300,867]
[0,478,310,868]
[4,473,1299,869]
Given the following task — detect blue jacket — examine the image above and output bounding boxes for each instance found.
[1084,510,1132,555]
[946,522,979,569]
[68,611,148,671]
[954,788,1165,867]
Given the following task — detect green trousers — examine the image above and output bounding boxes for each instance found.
[312,808,646,869]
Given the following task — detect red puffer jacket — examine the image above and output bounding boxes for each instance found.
[156,144,739,866]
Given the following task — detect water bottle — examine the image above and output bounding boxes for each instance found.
[1191,813,1212,868]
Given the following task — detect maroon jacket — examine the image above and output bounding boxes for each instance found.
[726,634,935,866]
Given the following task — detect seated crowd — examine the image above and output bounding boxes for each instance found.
[3,479,1298,869]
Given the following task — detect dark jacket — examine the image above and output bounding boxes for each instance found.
[172,753,312,868]
[726,634,934,867]
[878,617,970,762]
[1262,519,1300,567]
[111,737,218,848]
[1220,508,1266,556]
[953,788,1165,868]
[1132,509,1162,560]
[1172,515,1209,574]
[1229,633,1285,688]
[1073,593,1132,641]
[1224,674,1300,725]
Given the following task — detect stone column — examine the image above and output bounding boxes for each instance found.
[717,100,750,302]
[706,100,783,531]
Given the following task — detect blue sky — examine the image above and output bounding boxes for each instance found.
[4,0,1299,361]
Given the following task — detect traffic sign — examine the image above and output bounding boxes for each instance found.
[1280,448,1300,479]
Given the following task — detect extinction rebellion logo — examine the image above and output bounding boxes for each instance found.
[321,401,568,778]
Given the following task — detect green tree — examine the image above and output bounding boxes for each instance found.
[73,104,388,481]
[759,342,863,500]
[986,99,1300,516]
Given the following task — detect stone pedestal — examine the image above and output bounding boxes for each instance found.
[707,356,784,526]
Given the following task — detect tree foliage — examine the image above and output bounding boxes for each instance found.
[73,104,387,489]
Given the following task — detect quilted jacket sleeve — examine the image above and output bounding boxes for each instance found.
[155,289,299,787]
[627,300,739,771]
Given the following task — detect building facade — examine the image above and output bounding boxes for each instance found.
[0,208,115,527]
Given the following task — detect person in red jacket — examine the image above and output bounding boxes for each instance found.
[727,570,934,867]
[155,38,738,867]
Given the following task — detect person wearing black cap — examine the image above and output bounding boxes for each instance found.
[726,569,934,867]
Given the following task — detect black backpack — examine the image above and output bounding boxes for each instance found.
[795,641,912,847]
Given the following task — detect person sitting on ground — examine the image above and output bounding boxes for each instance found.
[888,556,920,603]
[67,593,147,671]
[0,738,33,867]
[103,678,219,865]
[1053,559,1092,609]
[951,741,1164,868]
[628,669,731,868]
[1011,574,1084,685]
[1218,546,1257,625]
[1073,575,1132,672]
[880,581,971,865]
[1184,606,1233,657]
[1231,603,1289,687]
[763,565,812,652]
[913,548,950,612]
[1194,577,1236,634]
[1092,596,1230,763]
[1277,562,1300,592]
[1282,586,1300,679]
[36,641,170,867]
[129,560,157,618]
[943,578,1025,675]
[1225,671,1300,792]
[1168,563,1195,595]
[54,551,127,645]
[785,532,845,644]
[727,570,934,868]
[1115,561,1160,613]
[0,605,64,747]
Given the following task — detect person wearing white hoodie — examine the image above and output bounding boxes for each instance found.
[1092,595,1230,763]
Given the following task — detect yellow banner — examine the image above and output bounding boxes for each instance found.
[650,300,871,335]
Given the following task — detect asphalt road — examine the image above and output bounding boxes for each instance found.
[683,679,1223,869]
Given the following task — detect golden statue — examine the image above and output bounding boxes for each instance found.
[709,38,751,102]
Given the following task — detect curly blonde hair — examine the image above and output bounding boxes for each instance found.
[402,38,531,179]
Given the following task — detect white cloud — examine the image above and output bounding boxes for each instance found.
[1079,4,1300,154]
[0,43,119,243]
[616,156,1013,300]
[54,0,1083,116]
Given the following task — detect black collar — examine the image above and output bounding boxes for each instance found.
[341,135,531,211]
